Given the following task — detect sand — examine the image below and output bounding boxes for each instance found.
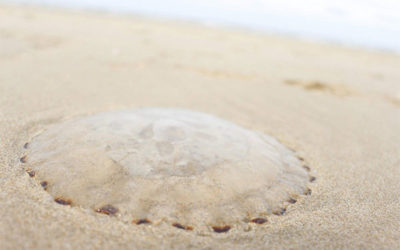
[1,4,400,249]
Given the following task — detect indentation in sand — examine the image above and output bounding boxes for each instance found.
[22,108,313,232]
[284,79,352,96]
[0,29,64,58]
[25,34,64,50]
[386,93,400,107]
[174,64,257,81]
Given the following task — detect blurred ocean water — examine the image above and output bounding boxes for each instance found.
[2,0,400,53]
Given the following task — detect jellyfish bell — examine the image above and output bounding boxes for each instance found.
[25,108,311,232]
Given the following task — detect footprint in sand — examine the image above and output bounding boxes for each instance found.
[174,64,257,81]
[386,93,400,107]
[0,29,64,58]
[284,79,352,96]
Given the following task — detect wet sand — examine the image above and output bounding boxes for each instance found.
[0,4,400,249]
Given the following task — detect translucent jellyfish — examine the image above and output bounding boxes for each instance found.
[24,108,311,232]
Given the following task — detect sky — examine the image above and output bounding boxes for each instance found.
[2,0,400,53]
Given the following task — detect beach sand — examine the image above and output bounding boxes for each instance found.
[1,4,400,249]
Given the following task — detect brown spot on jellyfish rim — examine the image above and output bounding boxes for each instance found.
[25,108,313,232]
[309,176,316,182]
[26,169,35,177]
[212,225,231,233]
[288,198,297,204]
[135,218,151,225]
[297,156,304,161]
[172,223,193,231]
[40,181,48,190]
[54,197,72,205]
[20,156,27,163]
[304,188,312,195]
[251,218,267,224]
[273,208,286,216]
[96,204,119,216]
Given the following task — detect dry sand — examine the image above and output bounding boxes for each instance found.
[1,4,400,249]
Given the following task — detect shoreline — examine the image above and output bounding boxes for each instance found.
[1,1,399,55]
